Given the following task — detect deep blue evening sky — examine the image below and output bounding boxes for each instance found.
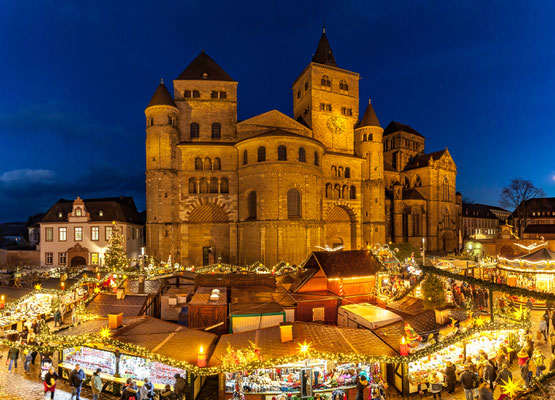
[1,1,554,222]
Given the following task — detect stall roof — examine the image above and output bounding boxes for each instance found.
[340,303,403,328]
[41,277,79,290]
[0,287,33,302]
[59,316,218,365]
[231,285,296,308]
[189,287,227,306]
[125,279,164,295]
[230,302,284,316]
[519,248,555,262]
[209,321,398,367]
[303,250,385,280]
[85,293,147,317]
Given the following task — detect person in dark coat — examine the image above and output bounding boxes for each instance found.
[174,373,188,400]
[44,366,59,400]
[495,364,512,386]
[482,360,495,391]
[69,364,86,400]
[444,361,457,394]
[121,381,138,400]
[160,385,177,400]
[7,346,19,371]
[478,382,493,400]
[543,310,550,334]
[460,365,475,400]
[520,360,531,388]
[355,374,368,400]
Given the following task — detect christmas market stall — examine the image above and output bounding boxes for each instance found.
[209,322,397,400]
[57,315,218,398]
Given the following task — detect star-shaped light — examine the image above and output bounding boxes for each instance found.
[34,283,42,290]
[99,327,112,339]
[500,377,521,398]
[474,317,486,328]
[513,305,526,320]
[298,341,312,354]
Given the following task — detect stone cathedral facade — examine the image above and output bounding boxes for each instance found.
[145,31,461,266]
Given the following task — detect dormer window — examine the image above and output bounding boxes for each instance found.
[76,208,82,217]
[211,91,218,99]
[193,90,200,98]
[220,91,227,99]
[99,210,104,217]
[184,90,191,98]
[202,73,208,79]
[58,212,63,218]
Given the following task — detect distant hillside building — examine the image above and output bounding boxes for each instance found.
[145,31,461,267]
[40,197,144,267]
[462,203,510,239]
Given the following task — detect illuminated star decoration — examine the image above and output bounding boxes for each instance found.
[474,316,486,328]
[99,326,112,339]
[513,305,526,320]
[500,377,521,399]
[298,341,312,354]
[34,283,42,290]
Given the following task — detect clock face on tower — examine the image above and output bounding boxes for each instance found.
[326,116,345,135]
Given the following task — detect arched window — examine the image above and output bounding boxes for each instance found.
[338,166,344,178]
[248,191,257,219]
[220,91,227,99]
[334,184,341,199]
[278,145,287,161]
[243,150,248,165]
[188,178,197,194]
[204,157,212,170]
[190,122,199,139]
[314,151,319,166]
[331,165,337,177]
[342,185,348,199]
[345,167,351,178]
[220,177,229,193]
[403,177,410,189]
[287,189,301,218]
[212,123,221,139]
[413,175,422,187]
[192,90,200,98]
[412,213,420,236]
[184,90,191,98]
[211,91,218,99]
[213,157,221,170]
[194,157,203,170]
[325,183,331,198]
[363,134,367,141]
[350,185,356,199]
[257,146,266,162]
[199,178,208,193]
[339,80,349,91]
[293,147,303,163]
[320,75,331,87]
[210,178,219,193]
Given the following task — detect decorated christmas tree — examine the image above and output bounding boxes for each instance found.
[421,273,446,309]
[104,222,129,271]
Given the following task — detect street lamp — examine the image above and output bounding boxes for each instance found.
[421,237,426,266]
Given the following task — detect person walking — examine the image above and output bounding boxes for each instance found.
[43,366,59,400]
[160,385,177,400]
[69,364,86,400]
[139,377,155,400]
[427,370,444,399]
[23,349,32,374]
[551,310,555,332]
[174,373,188,400]
[478,382,493,400]
[7,346,19,371]
[520,359,532,388]
[539,318,548,341]
[543,310,550,334]
[53,309,61,327]
[533,349,546,377]
[444,361,457,394]
[121,381,138,400]
[460,365,475,400]
[496,364,512,386]
[91,368,103,400]
[483,359,495,391]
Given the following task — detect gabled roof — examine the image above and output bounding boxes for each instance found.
[519,247,555,261]
[41,197,143,224]
[463,203,499,219]
[402,188,425,200]
[384,161,396,172]
[312,31,337,67]
[176,51,234,81]
[383,121,424,138]
[403,149,448,171]
[146,81,177,109]
[304,250,384,280]
[356,101,380,128]
[523,224,555,235]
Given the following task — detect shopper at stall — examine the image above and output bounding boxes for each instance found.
[533,349,546,377]
[43,366,59,400]
[139,377,155,400]
[539,318,548,341]
[160,385,177,400]
[121,381,138,400]
[495,364,512,386]
[174,373,188,400]
[520,360,532,388]
[91,368,103,400]
[444,361,457,394]
[517,348,529,366]
[7,345,19,371]
[54,308,62,327]
[543,310,550,334]
[23,349,32,374]
[460,365,475,400]
[477,382,493,400]
[427,371,443,400]
[482,360,495,391]
[69,364,86,400]
[355,374,368,400]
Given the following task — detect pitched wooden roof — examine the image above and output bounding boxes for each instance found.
[304,250,385,280]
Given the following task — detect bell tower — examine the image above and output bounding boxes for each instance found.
[292,30,359,153]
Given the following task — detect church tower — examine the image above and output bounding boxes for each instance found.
[292,30,359,153]
[145,81,180,261]
[356,101,386,246]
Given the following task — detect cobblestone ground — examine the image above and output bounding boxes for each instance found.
[0,310,553,399]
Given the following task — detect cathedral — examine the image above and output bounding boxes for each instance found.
[145,31,461,267]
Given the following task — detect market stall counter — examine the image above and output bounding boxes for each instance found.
[57,316,218,398]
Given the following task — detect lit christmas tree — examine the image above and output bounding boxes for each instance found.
[421,273,446,309]
[104,222,129,271]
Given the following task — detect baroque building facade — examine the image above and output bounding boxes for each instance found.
[145,31,461,266]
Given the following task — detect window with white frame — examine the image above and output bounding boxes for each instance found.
[59,227,67,241]
[75,227,83,241]
[45,227,53,242]
[59,253,66,265]
[46,252,53,265]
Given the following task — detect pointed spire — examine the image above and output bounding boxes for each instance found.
[312,30,337,67]
[357,100,381,128]
[146,81,177,109]
[176,51,234,81]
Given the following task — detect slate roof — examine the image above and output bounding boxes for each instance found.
[384,161,396,172]
[304,250,384,279]
[85,293,147,318]
[356,101,380,128]
[523,224,555,234]
[230,302,284,316]
[402,188,425,201]
[41,197,143,224]
[209,322,398,367]
[403,150,447,171]
[312,31,337,67]
[231,286,296,308]
[125,279,164,295]
[146,81,177,109]
[176,51,234,81]
[463,203,499,219]
[383,121,424,138]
